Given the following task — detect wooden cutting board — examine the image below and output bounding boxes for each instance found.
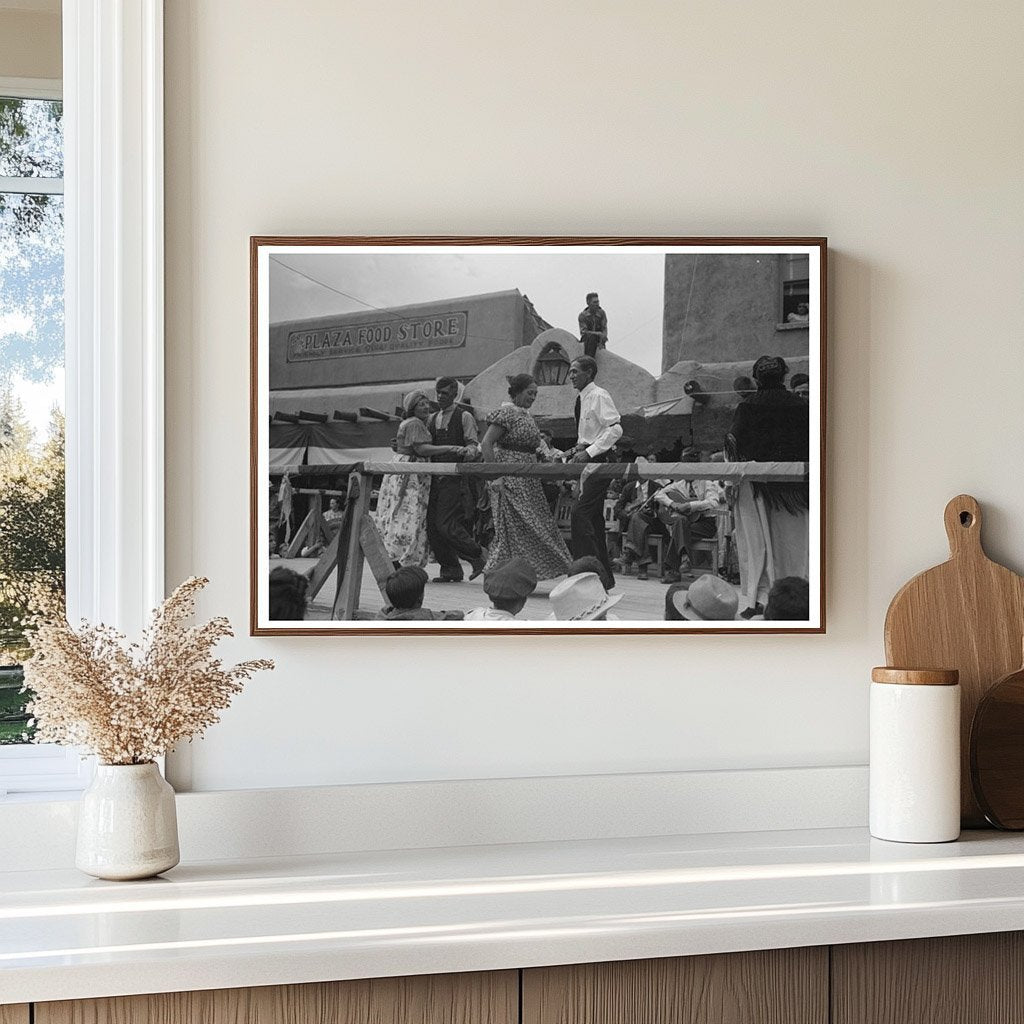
[884,494,1024,827]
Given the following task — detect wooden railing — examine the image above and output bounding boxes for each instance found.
[358,460,808,483]
[297,461,808,621]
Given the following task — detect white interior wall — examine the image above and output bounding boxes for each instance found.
[163,0,1024,791]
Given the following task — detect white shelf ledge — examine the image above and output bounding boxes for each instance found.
[4,826,1024,1004]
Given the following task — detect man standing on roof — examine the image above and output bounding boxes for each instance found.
[578,292,608,358]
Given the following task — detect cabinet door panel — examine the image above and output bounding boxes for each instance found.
[36,970,518,1024]
[0,1007,30,1024]
[523,949,827,1024]
[832,932,1024,1024]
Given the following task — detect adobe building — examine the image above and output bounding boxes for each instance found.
[269,289,550,420]
[465,328,670,450]
[662,253,810,369]
[465,327,656,424]
[659,253,811,450]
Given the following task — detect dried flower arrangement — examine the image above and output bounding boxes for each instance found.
[22,577,273,765]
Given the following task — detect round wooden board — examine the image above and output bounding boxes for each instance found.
[970,664,1024,829]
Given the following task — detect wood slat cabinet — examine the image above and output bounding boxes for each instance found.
[34,971,517,1024]
[16,932,1024,1024]
[831,932,1024,1024]
[522,948,828,1024]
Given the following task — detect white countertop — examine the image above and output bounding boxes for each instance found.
[4,826,1024,1004]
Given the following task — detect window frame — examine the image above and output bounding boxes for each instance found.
[0,75,83,796]
[0,0,165,797]
[776,252,811,330]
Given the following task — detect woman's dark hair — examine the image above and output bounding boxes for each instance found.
[507,373,536,399]
[751,355,788,387]
[384,566,429,609]
[269,566,310,621]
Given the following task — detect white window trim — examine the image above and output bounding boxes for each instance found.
[0,175,64,194]
[0,744,92,796]
[0,2,165,796]
[0,77,63,194]
[0,76,62,101]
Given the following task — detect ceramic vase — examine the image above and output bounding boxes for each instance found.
[76,762,180,880]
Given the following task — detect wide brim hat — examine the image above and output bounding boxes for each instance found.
[548,572,623,621]
[671,574,739,621]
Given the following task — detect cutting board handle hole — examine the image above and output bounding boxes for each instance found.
[960,511,974,527]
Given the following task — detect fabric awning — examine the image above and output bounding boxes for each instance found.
[269,420,398,468]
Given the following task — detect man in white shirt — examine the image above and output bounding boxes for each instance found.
[650,470,724,584]
[567,356,623,585]
[621,450,723,583]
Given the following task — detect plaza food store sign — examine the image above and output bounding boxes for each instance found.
[287,311,468,362]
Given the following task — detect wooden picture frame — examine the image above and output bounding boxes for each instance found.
[251,237,826,634]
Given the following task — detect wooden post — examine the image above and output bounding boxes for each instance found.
[360,516,396,603]
[307,531,341,601]
[333,471,372,620]
[283,493,323,558]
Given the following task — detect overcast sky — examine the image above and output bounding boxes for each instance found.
[269,250,666,376]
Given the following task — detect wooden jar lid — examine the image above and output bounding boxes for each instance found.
[871,667,960,686]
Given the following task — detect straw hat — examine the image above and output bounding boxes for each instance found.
[548,573,623,621]
[670,574,739,621]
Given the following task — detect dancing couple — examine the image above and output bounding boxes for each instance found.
[373,379,486,581]
[482,355,622,585]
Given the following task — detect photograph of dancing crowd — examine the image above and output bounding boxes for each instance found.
[256,243,822,630]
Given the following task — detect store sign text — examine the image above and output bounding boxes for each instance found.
[286,311,468,361]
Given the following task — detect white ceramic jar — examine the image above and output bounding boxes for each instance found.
[76,762,180,880]
[870,667,961,843]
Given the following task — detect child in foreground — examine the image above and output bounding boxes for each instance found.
[465,558,538,621]
[378,566,464,621]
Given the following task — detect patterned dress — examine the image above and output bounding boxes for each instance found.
[373,417,432,567]
[484,405,571,580]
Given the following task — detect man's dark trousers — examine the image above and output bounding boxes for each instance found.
[570,467,615,586]
[427,479,482,580]
[427,408,483,580]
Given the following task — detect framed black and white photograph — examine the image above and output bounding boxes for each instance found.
[250,237,826,634]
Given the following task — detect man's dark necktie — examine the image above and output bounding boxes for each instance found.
[574,395,581,426]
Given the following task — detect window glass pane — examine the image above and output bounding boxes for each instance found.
[0,98,63,179]
[0,189,65,744]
